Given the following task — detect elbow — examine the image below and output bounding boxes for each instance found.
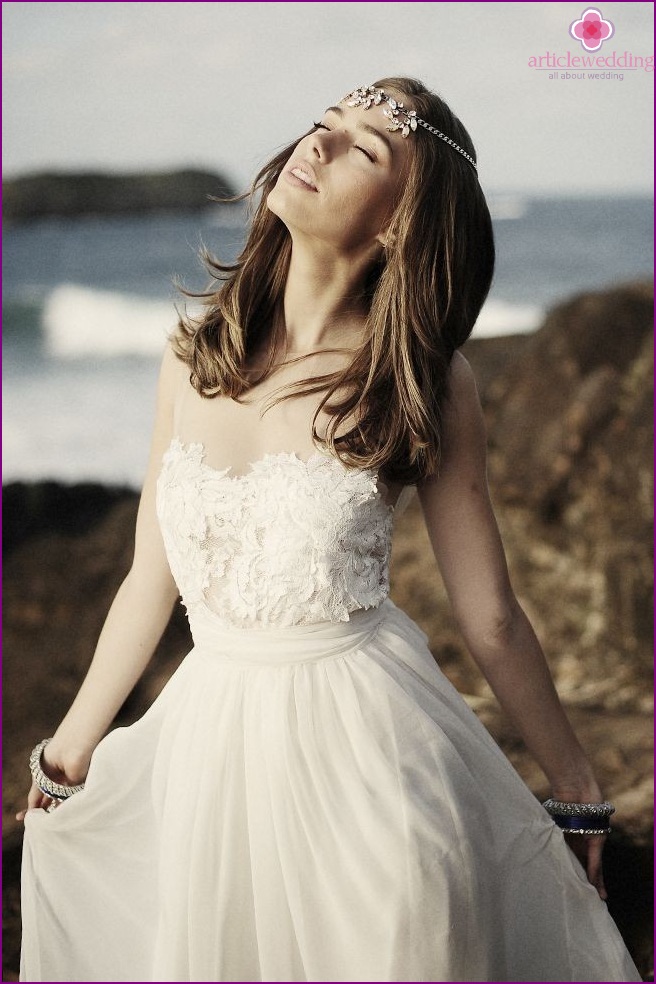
[458,597,523,659]
[123,563,179,611]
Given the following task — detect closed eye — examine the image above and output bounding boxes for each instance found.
[311,121,376,163]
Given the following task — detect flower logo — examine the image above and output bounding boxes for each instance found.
[569,7,614,52]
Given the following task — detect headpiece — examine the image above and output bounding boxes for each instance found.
[341,85,477,172]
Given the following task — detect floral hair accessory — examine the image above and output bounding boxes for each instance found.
[341,85,477,172]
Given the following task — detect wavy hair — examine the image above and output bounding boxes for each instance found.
[172,76,495,484]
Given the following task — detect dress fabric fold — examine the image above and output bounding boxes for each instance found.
[19,440,643,982]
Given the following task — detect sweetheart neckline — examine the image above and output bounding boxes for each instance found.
[165,437,397,512]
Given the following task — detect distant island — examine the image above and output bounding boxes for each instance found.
[2,168,238,224]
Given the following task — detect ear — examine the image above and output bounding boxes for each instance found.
[376,231,396,248]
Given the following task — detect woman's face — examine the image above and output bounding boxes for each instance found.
[267,93,412,253]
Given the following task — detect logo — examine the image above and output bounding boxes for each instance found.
[527,3,652,78]
[569,7,614,52]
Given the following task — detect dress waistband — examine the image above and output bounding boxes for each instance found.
[189,600,391,665]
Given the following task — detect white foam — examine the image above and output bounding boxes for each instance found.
[41,282,541,363]
[487,195,529,221]
[43,284,179,358]
[472,297,543,338]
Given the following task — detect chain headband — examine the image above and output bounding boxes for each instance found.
[341,85,477,172]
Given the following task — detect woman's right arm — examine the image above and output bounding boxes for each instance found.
[16,341,182,820]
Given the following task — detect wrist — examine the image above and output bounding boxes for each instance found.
[546,753,600,793]
[548,776,604,803]
[47,732,97,770]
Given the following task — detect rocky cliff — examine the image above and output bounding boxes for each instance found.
[2,168,237,223]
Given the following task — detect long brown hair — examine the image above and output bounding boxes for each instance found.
[172,76,495,484]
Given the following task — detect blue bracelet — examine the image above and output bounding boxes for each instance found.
[551,814,612,834]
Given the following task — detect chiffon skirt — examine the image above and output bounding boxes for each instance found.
[20,598,642,982]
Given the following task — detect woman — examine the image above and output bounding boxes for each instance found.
[18,77,642,982]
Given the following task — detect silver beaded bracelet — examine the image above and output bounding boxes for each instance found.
[29,738,85,800]
[542,798,615,817]
[542,797,614,836]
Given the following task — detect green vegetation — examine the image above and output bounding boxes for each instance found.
[2,168,238,223]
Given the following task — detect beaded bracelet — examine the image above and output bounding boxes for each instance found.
[29,738,85,800]
[542,797,614,836]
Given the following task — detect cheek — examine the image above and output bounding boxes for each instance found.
[344,183,392,237]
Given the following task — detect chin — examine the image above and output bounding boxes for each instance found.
[265,184,291,220]
[266,186,305,234]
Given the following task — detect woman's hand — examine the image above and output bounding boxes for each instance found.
[15,741,93,822]
[550,777,609,902]
[562,829,608,902]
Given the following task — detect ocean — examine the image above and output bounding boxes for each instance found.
[2,194,652,487]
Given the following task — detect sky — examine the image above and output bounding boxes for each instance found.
[2,1,654,196]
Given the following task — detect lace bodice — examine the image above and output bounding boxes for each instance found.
[156,438,401,628]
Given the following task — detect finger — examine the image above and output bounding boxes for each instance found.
[563,831,587,868]
[17,796,47,821]
[41,794,60,812]
[28,785,57,815]
[587,837,608,900]
[27,783,44,810]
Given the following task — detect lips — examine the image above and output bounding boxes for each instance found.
[286,160,318,191]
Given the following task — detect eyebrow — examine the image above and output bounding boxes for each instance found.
[324,105,394,157]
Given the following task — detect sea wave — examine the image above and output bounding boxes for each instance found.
[487,195,529,221]
[472,297,543,337]
[43,284,185,358]
[8,282,541,363]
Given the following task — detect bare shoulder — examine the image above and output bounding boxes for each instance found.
[447,349,480,406]
[417,351,486,492]
[162,335,188,376]
[441,349,486,443]
[158,336,189,398]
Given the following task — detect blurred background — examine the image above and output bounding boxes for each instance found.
[2,2,653,980]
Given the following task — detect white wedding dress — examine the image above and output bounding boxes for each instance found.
[20,437,642,982]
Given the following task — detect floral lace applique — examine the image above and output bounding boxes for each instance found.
[155,438,394,627]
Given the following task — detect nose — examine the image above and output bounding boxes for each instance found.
[308,130,329,160]
[308,127,344,161]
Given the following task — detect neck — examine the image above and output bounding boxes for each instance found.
[279,236,382,353]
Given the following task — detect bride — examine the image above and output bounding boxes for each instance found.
[18,76,642,982]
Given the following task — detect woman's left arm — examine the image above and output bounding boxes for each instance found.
[416,351,608,897]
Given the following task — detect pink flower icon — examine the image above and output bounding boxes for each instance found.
[569,7,614,52]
